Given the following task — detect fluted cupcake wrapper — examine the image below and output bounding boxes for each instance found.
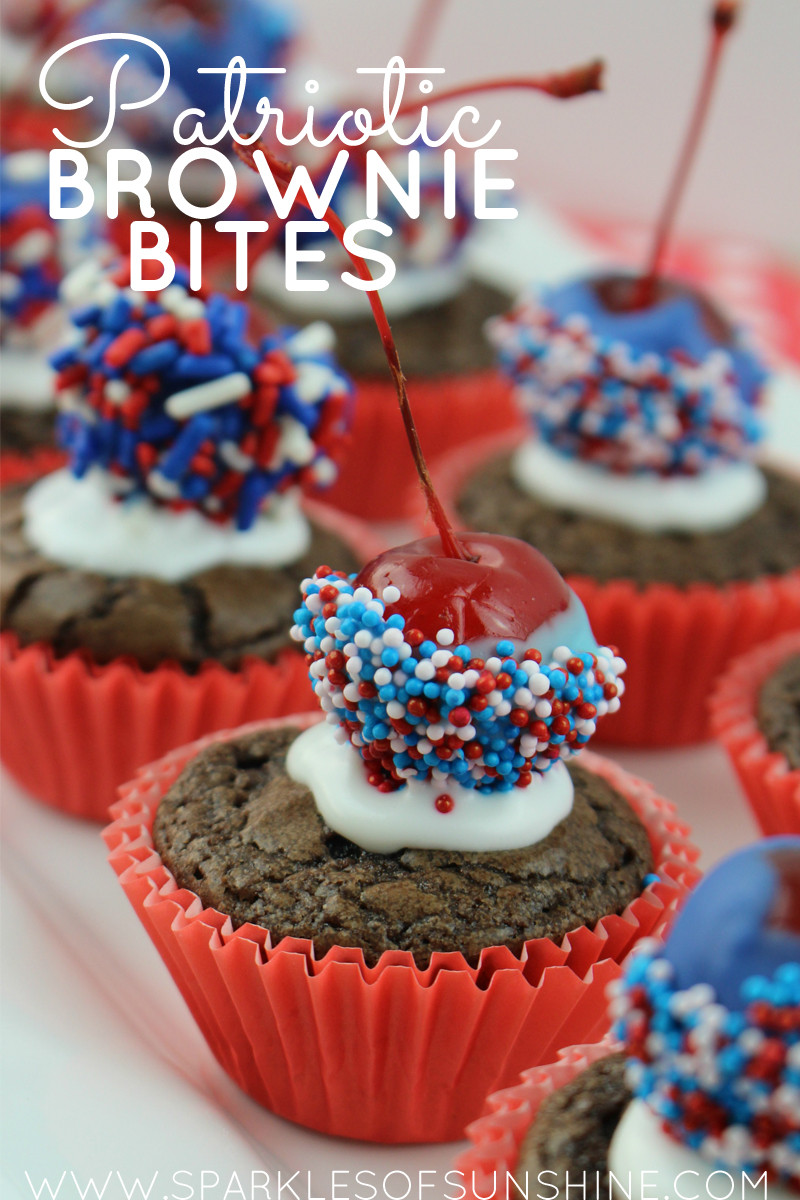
[0,448,66,489]
[709,630,800,835]
[408,432,800,748]
[0,500,384,821]
[455,1037,618,1198]
[321,371,519,521]
[103,716,699,1144]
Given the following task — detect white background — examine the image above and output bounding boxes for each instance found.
[295,0,800,256]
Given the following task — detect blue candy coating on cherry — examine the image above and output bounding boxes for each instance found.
[543,272,767,405]
[663,836,800,1011]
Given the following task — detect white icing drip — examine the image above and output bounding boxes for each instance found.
[286,719,574,854]
[512,437,767,534]
[0,348,55,410]
[23,467,311,581]
[253,251,467,320]
[609,1100,794,1199]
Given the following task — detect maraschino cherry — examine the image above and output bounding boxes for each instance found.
[355,533,571,647]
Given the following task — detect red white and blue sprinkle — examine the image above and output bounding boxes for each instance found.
[290,569,625,793]
[489,275,767,476]
[1,151,103,345]
[52,261,353,530]
[612,941,800,1184]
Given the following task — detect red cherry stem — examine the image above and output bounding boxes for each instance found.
[403,0,450,65]
[236,142,469,561]
[633,0,740,309]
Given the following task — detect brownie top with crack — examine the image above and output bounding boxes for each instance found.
[0,485,359,671]
[153,725,654,968]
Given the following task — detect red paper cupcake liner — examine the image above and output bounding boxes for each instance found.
[320,372,521,521]
[709,630,800,835]
[455,1036,618,1198]
[409,432,800,748]
[0,500,384,822]
[103,716,699,1144]
[0,447,66,489]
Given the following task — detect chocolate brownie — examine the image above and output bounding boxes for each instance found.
[515,1054,629,1194]
[0,486,359,671]
[758,654,800,771]
[153,725,654,968]
[264,280,509,378]
[457,453,800,588]
[1,408,57,457]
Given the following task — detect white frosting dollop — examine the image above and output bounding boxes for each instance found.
[608,1100,795,1200]
[512,438,767,534]
[23,467,311,581]
[286,719,574,854]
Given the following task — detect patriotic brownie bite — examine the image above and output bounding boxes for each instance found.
[152,158,658,970]
[448,2,800,746]
[0,257,359,671]
[152,528,651,968]
[106,157,700,1143]
[0,150,106,459]
[513,838,800,1196]
[472,267,800,586]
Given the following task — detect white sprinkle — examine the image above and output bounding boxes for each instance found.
[286,320,336,357]
[146,470,179,499]
[4,150,49,181]
[436,627,455,646]
[294,360,338,403]
[10,230,53,268]
[219,439,254,472]
[105,379,130,405]
[166,372,252,419]
[312,458,337,485]
[382,585,401,604]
